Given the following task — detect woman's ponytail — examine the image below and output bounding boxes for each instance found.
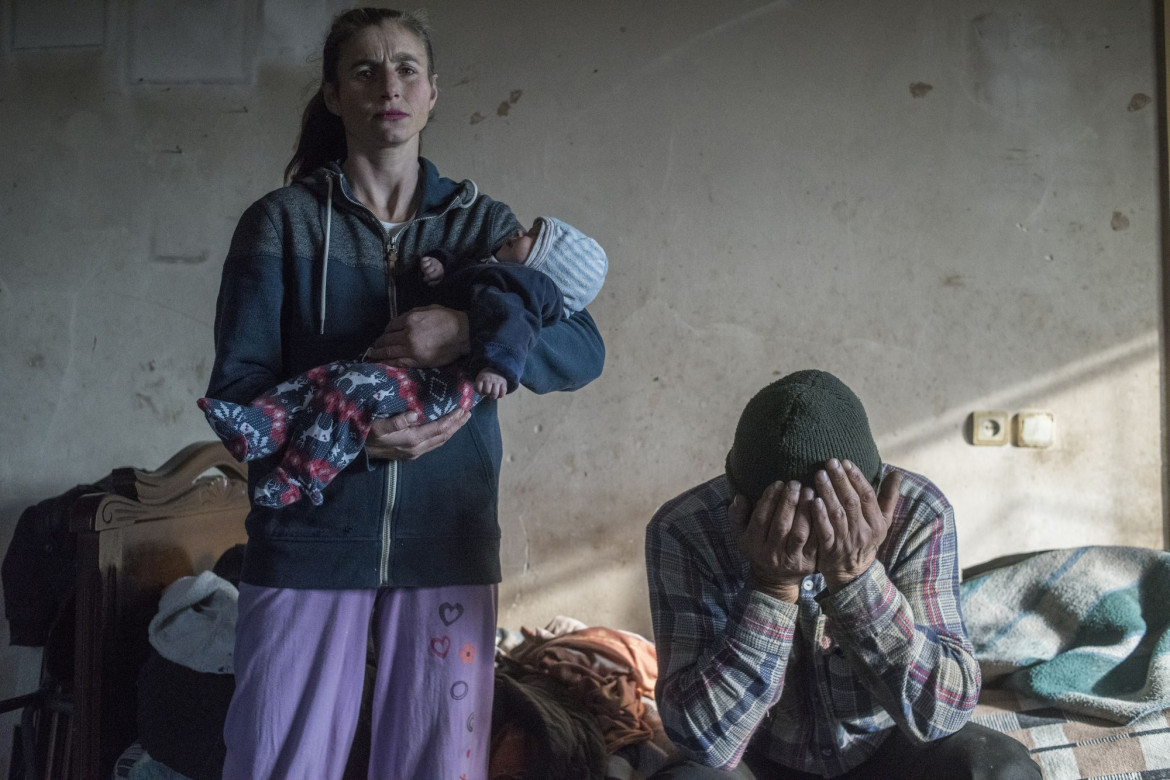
[285,89,346,184]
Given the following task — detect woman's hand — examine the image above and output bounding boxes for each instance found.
[365,408,470,461]
[366,305,469,367]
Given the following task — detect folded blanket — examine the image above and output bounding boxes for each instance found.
[510,625,660,752]
[960,546,1170,723]
[148,570,238,675]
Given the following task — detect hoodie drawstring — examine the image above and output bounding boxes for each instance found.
[319,175,333,335]
[317,172,478,335]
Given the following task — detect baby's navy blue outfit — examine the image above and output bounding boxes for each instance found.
[199,261,563,507]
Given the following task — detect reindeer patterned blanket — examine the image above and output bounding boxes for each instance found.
[198,361,479,507]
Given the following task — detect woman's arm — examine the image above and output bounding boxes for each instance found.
[366,304,605,393]
[363,305,472,460]
[205,201,285,404]
[520,308,605,394]
[365,305,470,367]
[365,407,470,460]
[362,305,602,459]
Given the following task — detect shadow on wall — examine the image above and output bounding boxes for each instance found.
[495,329,1163,636]
[878,331,1158,458]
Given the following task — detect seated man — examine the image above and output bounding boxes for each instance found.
[644,370,1039,779]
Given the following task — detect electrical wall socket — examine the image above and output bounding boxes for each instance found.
[1015,411,1055,448]
[972,410,1009,446]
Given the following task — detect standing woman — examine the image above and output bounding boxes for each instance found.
[207,8,604,779]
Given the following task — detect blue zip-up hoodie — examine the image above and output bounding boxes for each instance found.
[206,158,605,589]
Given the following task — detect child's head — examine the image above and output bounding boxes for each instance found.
[494,222,543,264]
[501,216,607,316]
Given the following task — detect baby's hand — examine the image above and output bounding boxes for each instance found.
[475,370,508,400]
[420,255,445,286]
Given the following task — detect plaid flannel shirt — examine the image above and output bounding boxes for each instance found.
[645,465,980,776]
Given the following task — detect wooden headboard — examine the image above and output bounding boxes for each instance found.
[68,441,249,779]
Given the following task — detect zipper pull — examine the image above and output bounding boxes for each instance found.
[386,241,398,273]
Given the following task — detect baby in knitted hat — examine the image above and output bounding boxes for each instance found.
[198,217,606,508]
[419,216,608,399]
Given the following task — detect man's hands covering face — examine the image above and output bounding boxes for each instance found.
[730,480,818,603]
[731,460,903,601]
[811,459,902,592]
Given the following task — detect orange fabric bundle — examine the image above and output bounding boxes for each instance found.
[512,626,660,752]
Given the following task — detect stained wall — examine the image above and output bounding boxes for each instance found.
[0,1,1160,773]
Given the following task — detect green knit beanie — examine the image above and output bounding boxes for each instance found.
[725,370,881,501]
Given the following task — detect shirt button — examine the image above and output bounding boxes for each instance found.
[802,579,814,591]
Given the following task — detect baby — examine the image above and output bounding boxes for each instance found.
[198,216,606,508]
[422,220,544,399]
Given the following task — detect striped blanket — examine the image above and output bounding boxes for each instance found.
[971,688,1170,780]
[960,546,1170,725]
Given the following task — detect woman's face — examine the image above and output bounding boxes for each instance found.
[324,21,438,156]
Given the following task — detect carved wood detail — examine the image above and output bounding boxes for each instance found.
[81,441,249,532]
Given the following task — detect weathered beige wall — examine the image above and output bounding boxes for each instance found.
[0,0,1161,773]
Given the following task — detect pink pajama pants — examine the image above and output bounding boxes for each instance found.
[222,582,498,780]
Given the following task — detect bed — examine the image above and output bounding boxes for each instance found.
[7,443,1170,780]
[960,546,1170,780]
[972,689,1170,780]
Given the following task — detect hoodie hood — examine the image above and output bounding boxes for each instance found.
[297,157,480,333]
[295,157,477,218]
